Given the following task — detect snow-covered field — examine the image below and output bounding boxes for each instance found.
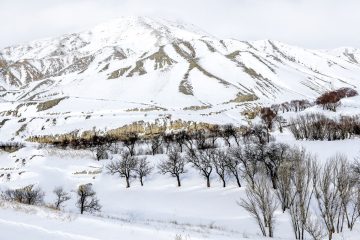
[1,123,360,239]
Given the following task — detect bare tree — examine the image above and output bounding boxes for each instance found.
[186,149,213,188]
[239,175,279,237]
[149,135,162,155]
[162,132,174,153]
[106,151,138,188]
[313,158,341,240]
[53,186,71,210]
[212,149,229,187]
[158,149,187,187]
[289,150,315,240]
[221,124,239,147]
[230,144,260,189]
[260,107,277,143]
[252,124,268,145]
[263,142,289,189]
[335,154,359,231]
[305,217,326,240]
[134,157,153,186]
[123,132,139,156]
[174,130,188,152]
[208,125,221,147]
[76,184,101,214]
[22,185,44,205]
[226,148,242,187]
[274,115,286,133]
[275,161,294,213]
[191,129,212,150]
[91,144,110,161]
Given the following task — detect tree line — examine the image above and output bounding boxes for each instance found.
[289,113,360,140]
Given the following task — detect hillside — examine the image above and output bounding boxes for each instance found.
[1,16,360,140]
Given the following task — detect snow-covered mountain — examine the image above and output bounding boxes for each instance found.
[1,16,360,140]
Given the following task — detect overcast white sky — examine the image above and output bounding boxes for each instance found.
[1,0,359,49]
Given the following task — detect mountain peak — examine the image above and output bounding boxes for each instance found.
[0,16,212,62]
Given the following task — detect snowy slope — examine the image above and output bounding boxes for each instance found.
[1,16,360,140]
[1,127,360,240]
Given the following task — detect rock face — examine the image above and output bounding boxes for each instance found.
[0,16,360,140]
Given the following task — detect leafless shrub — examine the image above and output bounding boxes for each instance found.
[2,185,44,205]
[53,186,71,210]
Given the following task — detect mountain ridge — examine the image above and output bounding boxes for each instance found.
[0,16,360,140]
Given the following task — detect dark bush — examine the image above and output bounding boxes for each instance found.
[2,185,44,205]
[316,88,358,112]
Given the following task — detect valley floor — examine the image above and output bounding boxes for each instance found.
[1,131,360,240]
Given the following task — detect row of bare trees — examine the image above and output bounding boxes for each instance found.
[105,135,300,191]
[271,99,313,114]
[269,87,358,114]
[289,113,360,140]
[1,184,101,215]
[37,123,248,157]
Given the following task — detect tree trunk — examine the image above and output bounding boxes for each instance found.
[206,176,211,188]
[176,175,181,187]
[235,175,241,187]
[140,177,144,186]
[126,177,130,188]
[221,177,226,188]
[225,139,231,147]
[271,174,277,189]
[269,222,273,238]
[80,200,84,214]
[328,230,333,240]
